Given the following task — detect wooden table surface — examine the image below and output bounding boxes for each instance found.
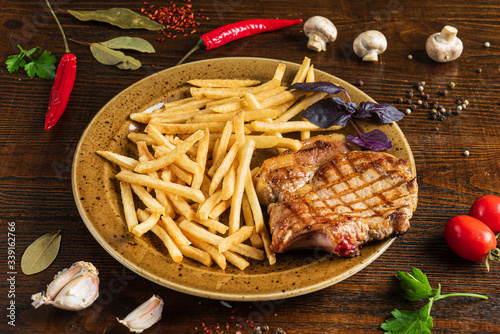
[1,0,499,333]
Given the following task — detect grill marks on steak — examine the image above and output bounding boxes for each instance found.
[255,135,418,257]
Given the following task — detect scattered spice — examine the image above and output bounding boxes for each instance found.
[358,80,364,86]
[477,68,482,73]
[407,54,413,59]
[405,108,411,115]
[449,81,456,89]
[464,150,470,156]
[397,97,404,103]
[484,41,491,48]
[141,1,205,40]
[418,85,424,92]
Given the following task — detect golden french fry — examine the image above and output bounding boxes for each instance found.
[234,111,246,148]
[259,91,295,109]
[292,56,311,84]
[208,121,232,177]
[161,215,190,246]
[209,142,239,195]
[188,79,260,88]
[208,200,231,220]
[191,128,210,190]
[97,151,139,170]
[260,227,276,265]
[228,135,301,151]
[130,184,165,215]
[251,120,342,133]
[149,109,204,124]
[275,92,327,123]
[254,86,287,101]
[221,160,237,201]
[183,230,226,269]
[244,171,265,233]
[152,145,200,175]
[132,212,161,237]
[152,122,230,135]
[137,141,155,160]
[273,63,286,82]
[120,182,138,232]
[244,93,262,110]
[197,190,223,220]
[229,140,255,235]
[306,64,315,83]
[211,99,245,113]
[165,192,196,221]
[190,87,249,99]
[218,226,255,253]
[130,99,210,122]
[155,189,176,218]
[127,133,156,146]
[193,217,228,235]
[206,96,240,108]
[116,170,205,203]
[222,250,249,271]
[168,164,193,185]
[178,244,212,267]
[134,130,204,173]
[151,224,183,263]
[242,194,263,248]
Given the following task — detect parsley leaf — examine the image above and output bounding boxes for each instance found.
[5,45,56,79]
[397,267,439,301]
[381,303,433,334]
[381,268,488,334]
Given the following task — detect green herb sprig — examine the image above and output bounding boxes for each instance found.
[381,268,488,334]
[6,45,57,79]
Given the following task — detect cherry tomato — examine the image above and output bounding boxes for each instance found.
[469,195,500,234]
[444,215,497,262]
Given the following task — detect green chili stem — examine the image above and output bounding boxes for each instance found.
[45,0,70,54]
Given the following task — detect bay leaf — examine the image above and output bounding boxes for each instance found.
[116,56,142,70]
[68,8,165,30]
[21,231,61,275]
[90,43,128,65]
[101,37,155,53]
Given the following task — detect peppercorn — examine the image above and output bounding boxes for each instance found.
[358,80,364,86]
[406,99,412,104]
[405,108,412,115]
[418,85,424,91]
[429,112,438,120]
[273,328,286,334]
[432,101,439,109]
[424,93,430,99]
[253,328,263,334]
[431,108,437,114]
[464,100,469,105]
[445,109,451,116]
[421,81,426,86]
[454,109,461,115]
[484,42,490,48]
[449,82,455,88]
[412,104,417,109]
[464,150,470,156]
[417,99,423,105]
[439,115,446,121]
[408,90,414,97]
[420,91,426,98]
[457,105,463,111]
[462,103,467,109]
[262,325,270,332]
[407,54,413,59]
[477,68,482,73]
[440,107,446,113]
[423,102,429,108]
[397,97,404,103]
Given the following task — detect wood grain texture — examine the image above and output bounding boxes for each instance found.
[0,0,499,333]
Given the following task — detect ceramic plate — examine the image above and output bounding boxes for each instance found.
[72,57,415,301]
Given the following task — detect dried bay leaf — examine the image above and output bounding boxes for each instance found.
[21,231,61,275]
[68,8,165,30]
[101,37,155,53]
[116,56,142,70]
[90,43,128,65]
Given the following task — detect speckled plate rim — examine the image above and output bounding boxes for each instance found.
[72,57,415,301]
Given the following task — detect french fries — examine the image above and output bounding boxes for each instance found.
[97,58,347,270]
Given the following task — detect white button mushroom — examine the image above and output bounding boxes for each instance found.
[425,26,463,62]
[353,30,387,62]
[303,16,337,52]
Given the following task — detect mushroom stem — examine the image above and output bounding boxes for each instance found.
[363,50,379,62]
[307,34,327,52]
[437,26,458,43]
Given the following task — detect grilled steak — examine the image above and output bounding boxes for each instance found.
[255,134,418,257]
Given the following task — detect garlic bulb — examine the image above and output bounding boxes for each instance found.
[117,295,164,333]
[31,261,99,311]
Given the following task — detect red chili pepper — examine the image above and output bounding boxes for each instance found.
[44,0,76,130]
[45,53,77,130]
[178,18,302,65]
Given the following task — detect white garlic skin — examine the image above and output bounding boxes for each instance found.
[117,295,164,333]
[31,261,99,311]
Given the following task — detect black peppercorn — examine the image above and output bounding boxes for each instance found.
[358,80,364,86]
[406,99,412,104]
[432,101,439,109]
[445,109,452,116]
[397,97,403,103]
[429,113,438,120]
[423,102,429,108]
[439,115,446,121]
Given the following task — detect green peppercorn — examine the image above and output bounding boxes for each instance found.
[449,82,456,88]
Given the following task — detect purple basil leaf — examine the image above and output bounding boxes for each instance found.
[346,129,393,151]
[359,101,404,124]
[288,81,351,101]
[303,97,358,128]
